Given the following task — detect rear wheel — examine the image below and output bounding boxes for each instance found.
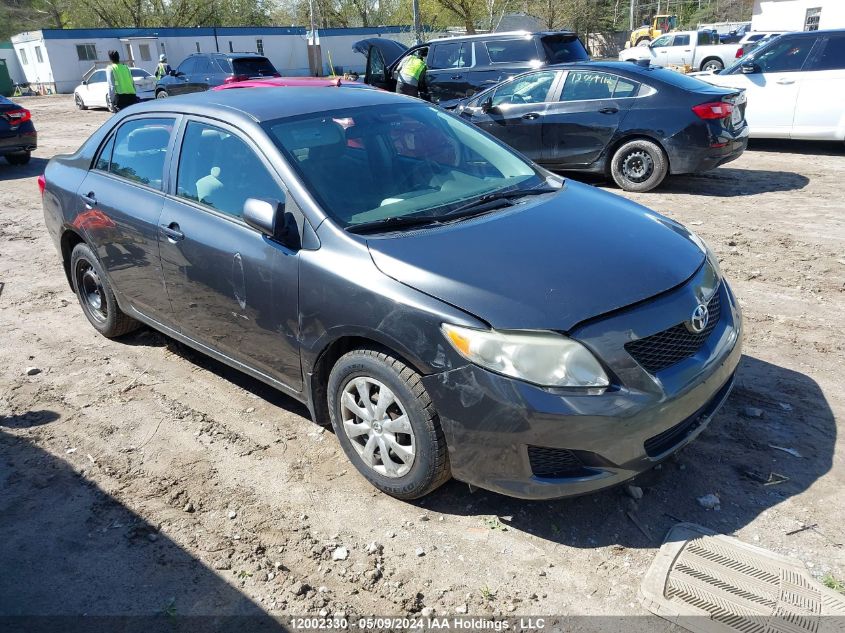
[701,58,724,72]
[156,89,168,99]
[4,152,31,165]
[75,93,87,110]
[70,243,140,338]
[328,348,450,500]
[610,139,668,192]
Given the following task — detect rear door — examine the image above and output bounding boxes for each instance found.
[158,118,302,389]
[74,115,179,323]
[464,70,560,161]
[190,56,214,91]
[541,70,638,166]
[425,41,473,104]
[791,32,845,140]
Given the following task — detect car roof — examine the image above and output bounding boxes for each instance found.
[125,86,416,123]
[428,30,576,43]
[214,77,377,90]
[779,28,845,36]
[187,51,268,58]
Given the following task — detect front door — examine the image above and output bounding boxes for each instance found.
[158,118,302,390]
[365,46,393,91]
[791,33,845,139]
[466,70,559,162]
[648,34,673,66]
[541,70,636,166]
[75,115,178,322]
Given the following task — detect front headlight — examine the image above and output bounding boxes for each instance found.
[688,230,722,279]
[441,324,609,388]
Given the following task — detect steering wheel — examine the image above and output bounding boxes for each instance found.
[511,93,529,104]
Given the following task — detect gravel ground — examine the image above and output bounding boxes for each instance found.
[1,95,843,620]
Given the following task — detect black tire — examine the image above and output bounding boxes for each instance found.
[70,243,140,338]
[75,93,87,110]
[155,89,168,99]
[4,152,30,165]
[701,58,724,72]
[610,138,668,192]
[328,347,450,500]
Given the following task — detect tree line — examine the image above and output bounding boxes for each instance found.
[0,0,752,42]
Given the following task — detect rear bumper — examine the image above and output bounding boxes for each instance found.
[0,127,37,154]
[422,272,743,500]
[667,123,749,174]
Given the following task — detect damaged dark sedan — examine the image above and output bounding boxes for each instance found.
[41,88,741,500]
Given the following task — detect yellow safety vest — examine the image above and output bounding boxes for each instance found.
[111,63,136,95]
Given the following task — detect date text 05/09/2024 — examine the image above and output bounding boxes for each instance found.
[289,616,548,631]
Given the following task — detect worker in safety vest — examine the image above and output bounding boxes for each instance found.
[106,50,138,112]
[155,54,172,80]
[395,48,428,98]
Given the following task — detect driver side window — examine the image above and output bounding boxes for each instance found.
[490,71,557,107]
[651,35,672,47]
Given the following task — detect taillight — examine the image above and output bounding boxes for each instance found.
[692,101,735,120]
[37,174,46,196]
[3,108,31,125]
[224,74,249,84]
[735,47,744,58]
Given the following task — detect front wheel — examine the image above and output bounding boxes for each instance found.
[75,93,87,110]
[4,152,31,165]
[610,139,668,192]
[70,243,140,338]
[155,89,168,99]
[327,348,451,500]
[701,58,724,72]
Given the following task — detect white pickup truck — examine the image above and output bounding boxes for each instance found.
[619,30,743,72]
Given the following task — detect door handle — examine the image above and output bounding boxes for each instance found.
[599,107,619,114]
[522,112,540,120]
[776,78,795,85]
[80,191,97,207]
[451,74,464,80]
[161,222,184,241]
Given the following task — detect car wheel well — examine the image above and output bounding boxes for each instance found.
[60,229,86,288]
[606,134,669,174]
[700,56,724,70]
[309,336,423,427]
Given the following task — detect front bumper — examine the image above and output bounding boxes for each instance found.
[422,270,742,500]
[667,123,749,174]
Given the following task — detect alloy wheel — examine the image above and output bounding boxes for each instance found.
[340,377,416,478]
[620,149,654,183]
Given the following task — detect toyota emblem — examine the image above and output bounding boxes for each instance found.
[687,303,710,334]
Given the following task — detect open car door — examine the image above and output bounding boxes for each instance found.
[354,38,406,91]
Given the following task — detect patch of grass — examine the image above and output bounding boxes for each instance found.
[236,570,253,580]
[483,516,507,531]
[480,585,495,601]
[822,573,845,595]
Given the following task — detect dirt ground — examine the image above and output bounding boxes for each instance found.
[1,95,843,622]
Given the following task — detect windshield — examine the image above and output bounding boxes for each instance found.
[264,103,542,228]
[130,68,150,78]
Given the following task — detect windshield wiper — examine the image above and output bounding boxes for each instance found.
[442,186,559,220]
[346,214,444,234]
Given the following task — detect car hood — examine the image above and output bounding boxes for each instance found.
[367,180,705,331]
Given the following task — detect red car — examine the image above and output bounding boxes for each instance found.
[212,77,379,91]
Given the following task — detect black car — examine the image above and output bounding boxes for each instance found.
[42,88,741,501]
[363,31,590,107]
[0,95,36,165]
[155,52,280,98]
[454,61,749,192]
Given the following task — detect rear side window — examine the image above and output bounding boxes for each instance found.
[176,121,284,219]
[809,35,845,71]
[674,34,690,46]
[233,57,277,76]
[429,42,469,69]
[107,118,175,189]
[215,57,233,73]
[485,39,538,63]
[540,35,589,64]
[560,71,618,101]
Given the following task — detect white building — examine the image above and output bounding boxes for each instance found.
[1,41,26,86]
[10,25,421,94]
[752,0,845,32]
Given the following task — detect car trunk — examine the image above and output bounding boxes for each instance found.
[232,57,278,79]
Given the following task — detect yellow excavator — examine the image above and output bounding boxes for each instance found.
[629,14,679,47]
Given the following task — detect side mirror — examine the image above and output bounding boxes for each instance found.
[243,197,300,248]
[82,80,88,85]
[740,61,759,74]
[480,97,496,113]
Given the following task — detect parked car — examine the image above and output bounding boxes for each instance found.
[454,61,749,192]
[0,95,36,165]
[155,52,280,98]
[74,67,156,110]
[212,76,379,91]
[719,23,752,44]
[696,29,845,140]
[42,87,742,501]
[619,30,743,72]
[362,31,589,108]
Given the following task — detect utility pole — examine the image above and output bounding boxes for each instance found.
[629,0,635,30]
[412,0,421,44]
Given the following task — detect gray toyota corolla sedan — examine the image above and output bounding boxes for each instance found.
[42,88,741,500]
